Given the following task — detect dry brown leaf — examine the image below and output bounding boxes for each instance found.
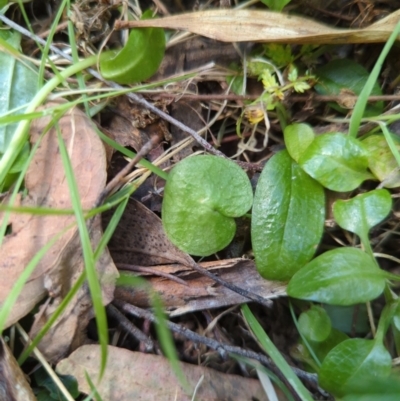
[0,337,36,401]
[116,9,400,44]
[0,102,118,357]
[116,258,286,316]
[57,344,280,401]
[103,198,192,267]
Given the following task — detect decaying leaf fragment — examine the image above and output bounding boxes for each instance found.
[0,337,36,401]
[57,345,273,401]
[116,9,400,44]
[0,102,117,361]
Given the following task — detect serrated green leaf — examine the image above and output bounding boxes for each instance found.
[100,11,165,84]
[362,134,400,188]
[284,123,315,163]
[299,133,374,191]
[319,339,392,397]
[0,30,38,172]
[298,306,331,343]
[252,150,325,280]
[162,155,253,256]
[315,59,383,117]
[333,189,392,238]
[287,248,386,305]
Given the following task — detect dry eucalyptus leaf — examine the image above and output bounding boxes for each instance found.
[57,345,274,401]
[103,198,193,267]
[0,337,36,401]
[0,102,117,334]
[29,216,117,363]
[116,258,286,317]
[117,9,400,44]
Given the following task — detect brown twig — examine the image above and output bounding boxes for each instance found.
[113,299,323,398]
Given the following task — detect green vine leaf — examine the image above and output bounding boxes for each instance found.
[333,189,392,238]
[298,133,374,191]
[318,339,392,397]
[100,11,165,84]
[251,150,325,280]
[162,155,253,256]
[287,248,387,305]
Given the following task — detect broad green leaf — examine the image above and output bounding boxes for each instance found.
[100,11,165,84]
[298,306,331,343]
[260,0,292,12]
[298,133,374,191]
[333,189,392,238]
[252,150,325,280]
[287,248,386,305]
[342,376,400,401]
[284,123,315,162]
[315,59,383,117]
[0,30,38,173]
[362,134,400,188]
[162,155,253,256]
[319,339,392,396]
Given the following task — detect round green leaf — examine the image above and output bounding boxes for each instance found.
[299,133,374,191]
[100,13,165,84]
[287,248,386,305]
[298,306,331,343]
[284,123,315,163]
[315,59,384,117]
[319,339,392,397]
[162,155,253,256]
[252,150,325,280]
[333,189,392,238]
[362,134,400,188]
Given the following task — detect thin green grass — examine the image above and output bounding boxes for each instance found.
[241,304,313,401]
[56,127,109,378]
[349,21,400,138]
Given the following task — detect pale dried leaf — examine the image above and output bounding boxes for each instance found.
[57,345,278,401]
[0,337,36,401]
[0,102,116,332]
[116,258,286,316]
[119,9,400,44]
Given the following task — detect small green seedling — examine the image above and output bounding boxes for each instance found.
[162,155,253,256]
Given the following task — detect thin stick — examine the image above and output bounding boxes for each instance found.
[113,300,322,394]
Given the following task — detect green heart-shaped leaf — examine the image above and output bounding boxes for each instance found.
[299,133,374,191]
[162,155,253,256]
[287,248,386,305]
[100,11,165,84]
[252,150,325,280]
[319,339,392,396]
[298,306,332,343]
[333,189,392,238]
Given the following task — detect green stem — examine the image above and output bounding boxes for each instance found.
[348,21,400,138]
[0,54,98,185]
